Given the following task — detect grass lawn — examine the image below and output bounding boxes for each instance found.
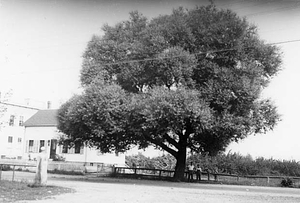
[0,180,74,202]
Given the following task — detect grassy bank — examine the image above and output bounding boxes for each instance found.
[0,180,74,202]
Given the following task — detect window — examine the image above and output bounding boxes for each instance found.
[26,140,40,153]
[19,116,24,126]
[61,142,83,154]
[18,138,22,143]
[8,136,13,143]
[62,143,68,153]
[28,140,34,152]
[9,115,15,126]
[74,142,81,154]
[39,140,45,152]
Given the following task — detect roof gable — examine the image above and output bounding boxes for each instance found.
[23,109,58,127]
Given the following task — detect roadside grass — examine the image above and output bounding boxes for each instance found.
[214,177,280,187]
[0,180,75,203]
[115,173,300,188]
[1,169,299,203]
[48,169,85,176]
[187,176,300,189]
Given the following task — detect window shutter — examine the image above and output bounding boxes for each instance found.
[25,140,29,153]
[34,140,39,153]
[45,140,49,152]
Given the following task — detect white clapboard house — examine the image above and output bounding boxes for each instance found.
[0,101,39,160]
[23,109,125,166]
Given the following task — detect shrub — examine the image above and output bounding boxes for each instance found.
[1,165,11,171]
[127,152,300,177]
[52,154,66,162]
[281,178,293,187]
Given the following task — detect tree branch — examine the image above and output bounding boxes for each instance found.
[163,133,180,149]
[145,135,177,157]
[189,143,202,153]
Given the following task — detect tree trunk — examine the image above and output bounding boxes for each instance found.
[173,147,187,181]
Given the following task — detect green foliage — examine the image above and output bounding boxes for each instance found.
[127,152,300,178]
[58,4,282,180]
[127,87,213,154]
[0,90,12,126]
[1,165,12,171]
[57,82,133,153]
[0,180,74,202]
[52,154,66,162]
[126,153,176,170]
[189,152,300,176]
[48,169,84,176]
[126,153,152,168]
[281,178,293,187]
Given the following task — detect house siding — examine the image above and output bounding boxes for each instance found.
[24,125,125,166]
[0,102,38,160]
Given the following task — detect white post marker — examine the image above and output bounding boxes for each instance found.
[34,146,48,186]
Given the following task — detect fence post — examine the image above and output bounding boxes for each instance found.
[207,172,210,181]
[267,176,270,184]
[12,165,15,181]
[214,174,218,181]
[237,175,239,181]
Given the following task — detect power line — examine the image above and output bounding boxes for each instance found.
[6,38,300,75]
[5,1,300,54]
[0,101,40,110]
[245,2,300,17]
[217,0,276,14]
[3,66,81,76]
[81,38,300,67]
[269,39,300,45]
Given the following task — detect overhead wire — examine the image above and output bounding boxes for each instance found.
[245,2,300,17]
[79,39,300,67]
[4,1,300,75]
[6,38,300,76]
[5,0,300,53]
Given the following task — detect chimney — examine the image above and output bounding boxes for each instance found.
[47,101,51,109]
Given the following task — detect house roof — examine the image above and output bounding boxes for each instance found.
[23,109,58,127]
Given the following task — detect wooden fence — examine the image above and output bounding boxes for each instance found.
[114,166,175,180]
[114,166,300,185]
[0,162,36,181]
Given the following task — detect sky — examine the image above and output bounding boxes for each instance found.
[1,0,300,161]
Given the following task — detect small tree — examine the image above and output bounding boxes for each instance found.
[58,5,282,181]
[0,90,12,126]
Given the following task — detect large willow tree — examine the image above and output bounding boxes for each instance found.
[58,4,281,181]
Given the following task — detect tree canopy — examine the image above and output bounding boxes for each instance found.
[57,4,281,180]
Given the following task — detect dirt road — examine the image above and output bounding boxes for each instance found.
[2,172,300,203]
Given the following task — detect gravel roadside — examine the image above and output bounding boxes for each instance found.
[2,171,298,203]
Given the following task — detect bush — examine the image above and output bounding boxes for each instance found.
[189,152,300,177]
[1,165,11,171]
[52,154,66,162]
[126,153,176,170]
[281,178,293,187]
[48,169,84,175]
[127,152,300,177]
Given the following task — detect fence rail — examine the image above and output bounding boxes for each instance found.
[0,161,36,181]
[114,167,300,184]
